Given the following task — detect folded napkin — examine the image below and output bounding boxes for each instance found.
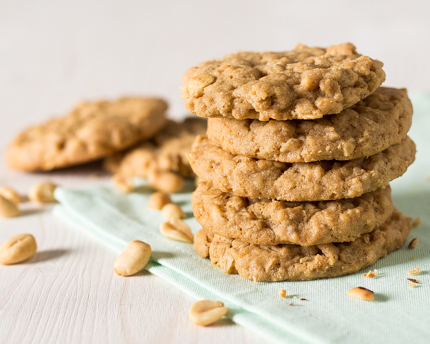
[54,94,430,344]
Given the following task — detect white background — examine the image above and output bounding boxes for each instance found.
[0,1,429,343]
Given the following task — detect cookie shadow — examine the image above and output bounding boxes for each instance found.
[30,160,107,177]
[133,184,154,194]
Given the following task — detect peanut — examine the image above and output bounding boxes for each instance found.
[348,287,374,301]
[0,234,37,264]
[188,300,228,326]
[114,240,151,276]
[148,192,172,210]
[159,218,193,242]
[161,203,185,219]
[0,186,22,205]
[149,170,184,193]
[29,181,58,203]
[0,195,20,218]
[112,174,134,193]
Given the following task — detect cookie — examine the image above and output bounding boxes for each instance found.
[194,208,412,282]
[207,87,413,162]
[188,136,415,202]
[192,181,393,246]
[6,97,168,171]
[181,43,385,121]
[104,117,206,178]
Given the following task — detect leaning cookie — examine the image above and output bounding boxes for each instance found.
[104,117,206,178]
[207,87,413,162]
[182,43,385,121]
[188,136,415,202]
[192,181,394,246]
[6,97,168,171]
[194,208,412,282]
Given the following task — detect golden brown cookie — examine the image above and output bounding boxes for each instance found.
[194,208,412,282]
[181,43,385,121]
[207,87,413,162]
[104,117,206,178]
[192,181,393,246]
[6,97,168,171]
[188,136,416,201]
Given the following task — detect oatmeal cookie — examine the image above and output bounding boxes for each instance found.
[6,97,168,171]
[188,136,416,201]
[194,208,412,281]
[104,117,206,178]
[192,181,393,246]
[181,43,385,121]
[207,87,412,162]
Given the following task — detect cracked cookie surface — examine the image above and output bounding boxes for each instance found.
[192,181,393,246]
[181,43,385,121]
[207,87,412,162]
[194,209,412,282]
[188,136,416,201]
[6,97,168,171]
[104,117,206,178]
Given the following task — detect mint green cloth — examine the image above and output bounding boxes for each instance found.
[53,94,430,344]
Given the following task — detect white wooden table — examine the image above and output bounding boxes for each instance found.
[1,1,429,343]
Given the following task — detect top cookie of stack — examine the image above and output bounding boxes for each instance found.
[182,42,385,121]
[183,43,416,282]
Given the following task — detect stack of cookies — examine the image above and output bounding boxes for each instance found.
[181,43,416,282]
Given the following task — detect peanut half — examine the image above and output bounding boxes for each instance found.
[159,218,193,242]
[112,174,134,193]
[0,186,22,205]
[114,240,151,276]
[188,300,229,326]
[148,192,172,210]
[161,203,185,219]
[0,195,20,218]
[149,170,184,193]
[348,287,374,301]
[0,234,37,264]
[29,181,58,203]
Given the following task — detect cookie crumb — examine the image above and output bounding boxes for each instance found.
[363,269,378,278]
[89,173,100,179]
[278,289,286,298]
[412,218,421,227]
[252,276,256,284]
[412,256,416,259]
[408,238,418,249]
[407,278,419,284]
[409,284,416,288]
[408,267,420,275]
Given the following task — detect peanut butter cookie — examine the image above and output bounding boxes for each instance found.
[104,117,206,178]
[194,209,412,281]
[6,97,168,171]
[192,181,393,246]
[188,136,416,201]
[182,43,385,121]
[207,87,412,162]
